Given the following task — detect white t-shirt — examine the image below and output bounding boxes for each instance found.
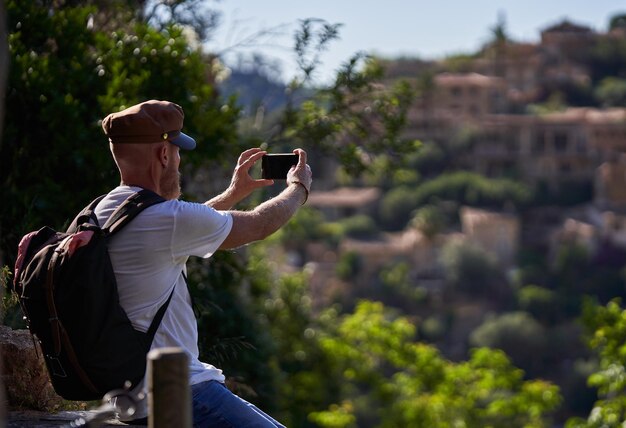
[94,186,233,419]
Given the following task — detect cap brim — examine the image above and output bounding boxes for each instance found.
[170,132,196,150]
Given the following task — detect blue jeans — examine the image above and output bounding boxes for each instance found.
[191,380,286,428]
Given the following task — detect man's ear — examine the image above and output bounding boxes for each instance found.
[158,143,168,168]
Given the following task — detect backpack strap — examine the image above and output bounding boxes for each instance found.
[66,195,107,233]
[102,189,166,236]
[146,283,176,340]
[101,189,172,342]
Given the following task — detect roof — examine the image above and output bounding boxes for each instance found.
[541,19,594,34]
[308,187,381,207]
[540,108,626,124]
[435,72,504,88]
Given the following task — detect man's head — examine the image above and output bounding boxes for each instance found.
[103,100,195,200]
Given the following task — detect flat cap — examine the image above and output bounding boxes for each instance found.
[102,100,196,150]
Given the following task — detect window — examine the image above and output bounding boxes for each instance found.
[554,132,568,152]
[533,132,546,154]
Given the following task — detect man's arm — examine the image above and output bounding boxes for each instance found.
[219,148,312,249]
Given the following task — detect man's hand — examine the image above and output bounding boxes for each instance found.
[219,148,314,249]
[229,148,275,199]
[286,148,313,196]
[206,148,273,210]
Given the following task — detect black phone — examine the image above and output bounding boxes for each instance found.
[261,153,299,180]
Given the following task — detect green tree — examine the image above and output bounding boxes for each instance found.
[566,299,626,427]
[516,284,558,324]
[439,239,503,297]
[1,0,240,267]
[311,301,561,427]
[262,19,417,177]
[470,311,548,376]
[414,171,533,210]
[378,185,418,230]
[609,14,626,32]
[410,204,447,240]
[595,77,626,107]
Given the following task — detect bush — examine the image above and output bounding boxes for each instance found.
[410,204,447,239]
[339,214,379,239]
[439,239,502,296]
[414,171,532,209]
[517,284,557,323]
[378,186,418,230]
[336,251,363,281]
[470,311,547,375]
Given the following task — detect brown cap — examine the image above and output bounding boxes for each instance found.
[102,100,196,150]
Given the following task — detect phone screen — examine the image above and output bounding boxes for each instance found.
[261,154,298,180]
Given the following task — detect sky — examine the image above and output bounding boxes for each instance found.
[206,0,626,84]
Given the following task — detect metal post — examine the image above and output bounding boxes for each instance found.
[148,347,191,428]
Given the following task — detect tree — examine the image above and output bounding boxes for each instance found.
[470,311,548,376]
[439,239,503,297]
[410,204,447,240]
[413,171,533,210]
[255,19,417,177]
[1,0,240,269]
[566,299,626,427]
[595,77,626,107]
[609,14,626,32]
[311,301,561,427]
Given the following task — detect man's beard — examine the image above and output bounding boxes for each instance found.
[160,166,182,200]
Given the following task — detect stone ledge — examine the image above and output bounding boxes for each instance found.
[8,410,143,427]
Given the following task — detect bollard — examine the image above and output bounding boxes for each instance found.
[148,347,191,428]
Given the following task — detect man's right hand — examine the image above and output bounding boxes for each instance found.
[286,148,312,194]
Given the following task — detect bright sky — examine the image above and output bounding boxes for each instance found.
[207,0,626,84]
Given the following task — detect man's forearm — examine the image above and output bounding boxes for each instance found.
[219,183,307,249]
[205,187,238,210]
[252,183,307,237]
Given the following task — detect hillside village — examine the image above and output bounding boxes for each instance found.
[302,18,626,299]
[239,16,626,420]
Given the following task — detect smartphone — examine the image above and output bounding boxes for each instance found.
[261,153,299,180]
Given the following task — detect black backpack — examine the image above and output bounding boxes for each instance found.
[11,189,172,401]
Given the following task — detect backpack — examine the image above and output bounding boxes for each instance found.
[11,189,172,401]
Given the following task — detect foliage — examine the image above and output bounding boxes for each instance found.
[272,206,333,246]
[589,37,626,84]
[1,0,240,267]
[406,141,448,179]
[516,284,558,324]
[311,300,561,427]
[143,0,220,42]
[245,243,342,427]
[413,171,533,210]
[378,261,428,306]
[263,20,417,177]
[470,311,548,376]
[594,77,626,107]
[378,186,419,231]
[566,299,626,427]
[336,251,363,281]
[410,204,447,240]
[338,214,379,239]
[359,151,422,187]
[609,14,626,31]
[439,239,503,296]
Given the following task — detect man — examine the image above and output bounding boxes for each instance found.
[97,99,311,427]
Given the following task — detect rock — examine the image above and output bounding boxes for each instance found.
[0,325,63,411]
